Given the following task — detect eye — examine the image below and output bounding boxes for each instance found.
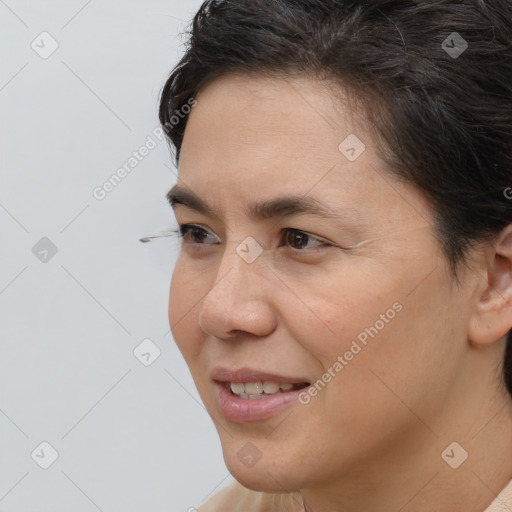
[176,224,334,251]
[177,224,220,244]
[281,228,331,251]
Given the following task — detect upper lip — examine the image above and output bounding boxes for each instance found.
[211,366,310,384]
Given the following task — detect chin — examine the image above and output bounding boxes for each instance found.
[222,446,305,494]
[227,465,295,494]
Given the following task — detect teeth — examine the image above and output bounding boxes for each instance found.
[229,381,301,397]
[245,382,263,395]
[230,382,245,394]
[263,381,280,394]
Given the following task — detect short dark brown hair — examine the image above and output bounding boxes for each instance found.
[158,0,512,398]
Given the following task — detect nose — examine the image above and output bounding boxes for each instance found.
[197,244,278,340]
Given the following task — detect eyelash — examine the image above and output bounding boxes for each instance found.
[174,224,335,252]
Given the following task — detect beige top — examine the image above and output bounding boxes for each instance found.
[197,478,512,512]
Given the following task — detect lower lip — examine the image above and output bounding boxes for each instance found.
[214,382,308,423]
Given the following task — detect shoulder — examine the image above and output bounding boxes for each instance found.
[484,478,512,512]
[196,480,304,512]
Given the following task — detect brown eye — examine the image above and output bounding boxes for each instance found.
[283,228,326,250]
[179,224,219,244]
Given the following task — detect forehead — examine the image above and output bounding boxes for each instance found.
[177,74,432,227]
[183,73,356,160]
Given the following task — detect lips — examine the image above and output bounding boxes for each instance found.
[211,366,311,423]
[211,366,310,385]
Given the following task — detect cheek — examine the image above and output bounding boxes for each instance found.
[168,259,207,358]
[281,268,397,364]
[168,268,184,328]
[315,269,462,435]
[286,264,441,407]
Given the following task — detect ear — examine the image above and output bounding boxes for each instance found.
[468,225,512,345]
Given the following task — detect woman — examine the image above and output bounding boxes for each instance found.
[158,0,512,510]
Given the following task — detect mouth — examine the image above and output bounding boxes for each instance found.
[224,380,309,399]
[211,367,311,423]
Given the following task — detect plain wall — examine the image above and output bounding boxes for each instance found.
[0,1,235,510]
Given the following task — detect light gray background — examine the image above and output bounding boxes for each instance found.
[0,1,235,510]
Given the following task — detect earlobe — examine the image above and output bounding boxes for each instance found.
[468,225,512,346]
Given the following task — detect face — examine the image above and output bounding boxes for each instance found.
[168,74,476,493]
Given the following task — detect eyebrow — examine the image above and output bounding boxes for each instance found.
[166,184,362,225]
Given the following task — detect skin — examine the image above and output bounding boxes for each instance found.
[168,74,512,512]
